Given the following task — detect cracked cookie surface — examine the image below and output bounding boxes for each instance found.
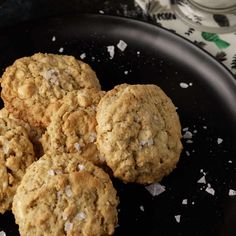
[0,110,35,213]
[1,53,101,128]
[40,89,105,165]
[12,153,118,236]
[96,84,182,184]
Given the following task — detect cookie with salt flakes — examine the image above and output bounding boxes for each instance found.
[12,153,118,236]
[96,83,182,184]
[1,53,101,128]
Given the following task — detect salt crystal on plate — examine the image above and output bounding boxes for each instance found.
[189,82,193,86]
[0,231,6,236]
[186,140,193,144]
[228,160,232,163]
[203,126,207,129]
[107,46,115,59]
[205,185,215,195]
[140,205,144,211]
[182,127,189,132]
[99,10,104,14]
[229,189,236,196]
[197,175,206,184]
[80,53,86,59]
[185,151,190,156]
[52,36,56,41]
[217,138,223,144]
[183,131,193,139]
[180,82,189,88]
[137,51,140,55]
[59,47,64,53]
[182,199,188,205]
[117,40,127,51]
[124,70,128,75]
[175,215,181,223]
[145,183,165,196]
[64,221,73,232]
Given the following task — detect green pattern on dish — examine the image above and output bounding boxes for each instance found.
[202,32,230,49]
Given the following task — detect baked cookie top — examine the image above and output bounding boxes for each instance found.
[1,53,101,128]
[40,89,105,165]
[96,84,183,184]
[0,111,35,214]
[12,153,118,236]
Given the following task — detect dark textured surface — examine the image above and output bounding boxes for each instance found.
[0,14,236,236]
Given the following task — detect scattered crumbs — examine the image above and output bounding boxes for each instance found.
[182,127,189,132]
[0,231,6,236]
[48,169,55,176]
[80,53,86,59]
[182,199,188,205]
[145,183,166,196]
[75,212,86,221]
[185,151,190,156]
[140,205,144,211]
[107,45,115,59]
[228,160,232,163]
[78,164,85,171]
[217,138,223,144]
[74,143,81,152]
[183,131,193,139]
[203,126,207,129]
[186,140,193,144]
[137,51,140,55]
[65,185,73,197]
[89,132,97,143]
[64,221,73,232]
[59,47,64,53]
[229,189,236,196]
[189,82,193,86]
[193,130,198,134]
[99,10,104,14]
[197,175,206,184]
[52,36,56,41]
[175,215,181,223]
[117,40,127,51]
[140,138,154,146]
[180,82,189,88]
[124,70,129,75]
[205,185,215,195]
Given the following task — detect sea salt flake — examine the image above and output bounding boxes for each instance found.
[41,68,59,85]
[76,212,86,220]
[180,82,189,88]
[78,164,85,171]
[182,127,189,132]
[192,201,195,205]
[145,183,165,196]
[197,175,206,184]
[99,10,104,14]
[228,160,232,163]
[0,231,6,236]
[183,131,193,139]
[205,186,215,195]
[59,47,64,53]
[117,40,127,51]
[124,70,129,75]
[52,36,56,41]
[74,143,81,152]
[107,45,115,59]
[89,132,97,143]
[185,151,190,156]
[65,185,73,197]
[217,138,223,144]
[64,221,73,232]
[48,169,55,176]
[203,126,207,129]
[182,199,188,205]
[186,140,193,144]
[193,130,198,134]
[140,205,144,211]
[229,189,236,196]
[80,53,86,59]
[137,51,140,55]
[189,82,193,86]
[175,215,181,223]
[140,138,154,146]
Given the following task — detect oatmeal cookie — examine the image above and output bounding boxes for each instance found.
[40,89,105,165]
[1,53,101,128]
[0,111,35,213]
[96,84,182,184]
[12,153,118,236]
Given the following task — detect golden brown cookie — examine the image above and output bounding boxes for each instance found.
[96,84,182,184]
[12,153,118,236]
[0,108,44,158]
[1,53,101,128]
[0,111,36,214]
[40,89,105,165]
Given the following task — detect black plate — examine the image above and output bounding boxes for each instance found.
[0,14,236,236]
